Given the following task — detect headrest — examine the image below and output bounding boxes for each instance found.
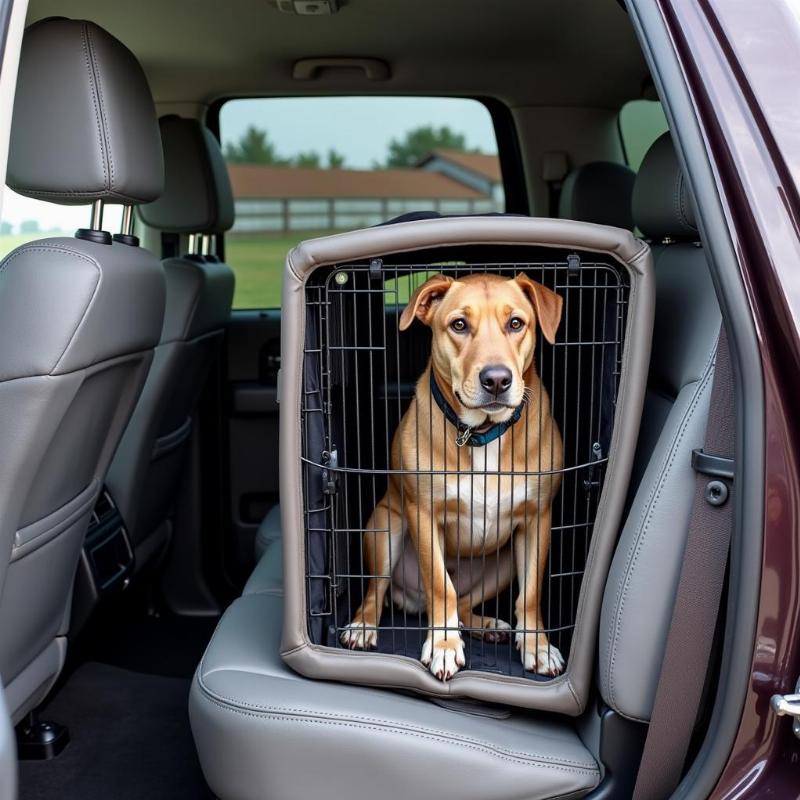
[139,116,235,234]
[558,161,635,230]
[632,132,698,241]
[7,18,163,205]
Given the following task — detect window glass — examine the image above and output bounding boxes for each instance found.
[619,100,669,171]
[0,189,123,259]
[220,97,503,309]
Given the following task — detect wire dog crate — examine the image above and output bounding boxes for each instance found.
[280,218,654,713]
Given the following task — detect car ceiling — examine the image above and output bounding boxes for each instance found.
[26,0,650,110]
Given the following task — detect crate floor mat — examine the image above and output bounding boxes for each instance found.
[279,217,654,714]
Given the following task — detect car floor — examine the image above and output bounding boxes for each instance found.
[18,597,218,800]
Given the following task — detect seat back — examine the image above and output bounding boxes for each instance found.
[599,133,721,722]
[108,116,235,567]
[558,161,636,229]
[0,18,166,721]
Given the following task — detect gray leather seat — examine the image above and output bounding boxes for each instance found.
[190,132,719,799]
[253,504,281,561]
[192,592,600,800]
[599,132,720,722]
[243,538,282,597]
[0,18,165,722]
[106,116,235,570]
[559,161,636,229]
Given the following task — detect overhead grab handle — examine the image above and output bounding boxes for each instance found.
[292,57,391,81]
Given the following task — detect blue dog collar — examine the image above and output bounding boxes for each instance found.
[429,370,525,448]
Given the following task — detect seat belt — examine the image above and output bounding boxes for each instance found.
[633,326,735,800]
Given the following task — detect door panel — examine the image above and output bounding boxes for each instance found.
[224,309,281,583]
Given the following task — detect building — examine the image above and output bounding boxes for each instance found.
[227,150,503,234]
[417,149,504,208]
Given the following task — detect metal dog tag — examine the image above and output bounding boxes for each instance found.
[455,427,472,447]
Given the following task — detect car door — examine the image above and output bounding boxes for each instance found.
[223,307,282,584]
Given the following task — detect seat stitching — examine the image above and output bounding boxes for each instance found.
[15,189,128,199]
[196,673,597,770]
[0,243,98,273]
[80,23,109,192]
[604,343,716,714]
[85,24,114,191]
[196,690,600,775]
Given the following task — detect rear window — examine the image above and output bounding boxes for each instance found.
[219,97,503,308]
[619,100,669,171]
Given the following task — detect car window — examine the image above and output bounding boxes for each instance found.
[220,97,503,309]
[0,190,123,259]
[619,100,669,171]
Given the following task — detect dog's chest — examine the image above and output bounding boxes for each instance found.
[440,439,534,551]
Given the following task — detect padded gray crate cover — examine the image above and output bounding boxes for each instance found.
[279,216,654,714]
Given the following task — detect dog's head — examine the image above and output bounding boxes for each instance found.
[400,273,563,426]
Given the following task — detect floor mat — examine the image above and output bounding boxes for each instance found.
[83,608,219,679]
[18,662,214,800]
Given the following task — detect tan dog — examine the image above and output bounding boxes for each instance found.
[341,273,564,681]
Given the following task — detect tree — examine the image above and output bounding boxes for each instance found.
[292,151,321,168]
[224,126,286,165]
[382,126,475,168]
[20,219,40,234]
[0,221,12,235]
[326,149,347,169]
[224,126,350,169]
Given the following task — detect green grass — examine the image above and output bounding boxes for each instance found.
[226,234,451,308]
[225,230,336,308]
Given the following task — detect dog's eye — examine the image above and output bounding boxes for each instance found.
[508,317,525,332]
[450,318,468,334]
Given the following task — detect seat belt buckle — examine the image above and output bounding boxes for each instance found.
[692,448,734,506]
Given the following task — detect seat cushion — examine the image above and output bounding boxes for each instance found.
[253,505,281,561]
[243,538,282,596]
[190,593,600,800]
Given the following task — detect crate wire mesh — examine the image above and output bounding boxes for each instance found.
[300,254,629,681]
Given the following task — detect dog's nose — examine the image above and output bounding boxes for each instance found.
[479,365,513,396]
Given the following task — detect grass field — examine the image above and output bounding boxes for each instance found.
[225,231,335,308]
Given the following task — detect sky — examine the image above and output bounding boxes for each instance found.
[0,97,496,234]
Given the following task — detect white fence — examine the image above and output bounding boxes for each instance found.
[232,196,502,233]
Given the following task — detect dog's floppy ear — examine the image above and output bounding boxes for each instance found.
[399,274,454,330]
[514,274,563,345]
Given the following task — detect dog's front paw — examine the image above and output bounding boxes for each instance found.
[421,632,465,681]
[515,631,564,676]
[340,620,379,650]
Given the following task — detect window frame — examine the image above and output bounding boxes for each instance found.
[206,94,527,309]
